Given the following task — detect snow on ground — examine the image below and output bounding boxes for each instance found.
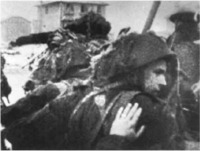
[1,44,47,105]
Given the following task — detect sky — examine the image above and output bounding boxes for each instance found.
[1,1,200,38]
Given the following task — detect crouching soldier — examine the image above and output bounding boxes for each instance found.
[3,32,187,150]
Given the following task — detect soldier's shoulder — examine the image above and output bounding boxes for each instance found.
[125,91,158,110]
[120,90,153,103]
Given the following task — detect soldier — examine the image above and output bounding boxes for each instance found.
[67,32,186,149]
[1,12,111,141]
[3,32,187,150]
[167,11,200,140]
[1,55,11,107]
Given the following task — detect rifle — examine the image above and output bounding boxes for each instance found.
[142,1,161,33]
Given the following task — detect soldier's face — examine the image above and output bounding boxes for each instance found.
[143,60,167,95]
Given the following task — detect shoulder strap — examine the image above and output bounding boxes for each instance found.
[89,91,141,148]
[68,90,140,149]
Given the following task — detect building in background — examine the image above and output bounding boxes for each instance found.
[32,19,40,33]
[1,16,31,42]
[36,1,108,32]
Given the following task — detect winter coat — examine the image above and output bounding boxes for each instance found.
[3,86,185,150]
[1,83,61,127]
[167,12,200,139]
[67,89,185,150]
[3,85,90,150]
[3,33,185,150]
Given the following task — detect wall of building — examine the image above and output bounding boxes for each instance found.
[38,3,61,32]
[73,4,105,18]
[32,19,40,33]
[100,6,106,17]
[37,6,43,32]
[37,2,107,32]
[73,4,81,19]
[1,17,31,42]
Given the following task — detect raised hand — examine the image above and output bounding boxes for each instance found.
[110,103,145,141]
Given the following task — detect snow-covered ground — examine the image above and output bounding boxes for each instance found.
[1,44,47,105]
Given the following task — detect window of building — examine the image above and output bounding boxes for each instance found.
[81,5,88,13]
[97,6,102,14]
[65,4,74,14]
[45,6,48,14]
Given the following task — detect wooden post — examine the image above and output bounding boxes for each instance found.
[142,1,161,33]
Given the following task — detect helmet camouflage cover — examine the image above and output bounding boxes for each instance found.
[94,32,178,87]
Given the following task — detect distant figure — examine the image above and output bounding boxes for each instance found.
[1,70,12,106]
[167,11,200,45]
[1,55,11,106]
[167,11,200,140]
[1,54,6,69]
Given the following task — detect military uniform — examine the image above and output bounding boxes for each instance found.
[168,12,200,140]
[3,33,186,150]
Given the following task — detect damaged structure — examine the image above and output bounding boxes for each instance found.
[36,1,108,32]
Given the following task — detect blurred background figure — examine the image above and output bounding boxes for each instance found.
[1,55,12,107]
[167,11,200,141]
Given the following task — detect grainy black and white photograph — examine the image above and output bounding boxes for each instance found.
[0,0,200,150]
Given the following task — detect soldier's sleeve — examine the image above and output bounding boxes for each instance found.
[4,93,81,150]
[1,83,60,127]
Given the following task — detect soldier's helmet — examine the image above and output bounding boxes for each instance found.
[93,32,178,92]
[168,11,200,83]
[169,11,200,43]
